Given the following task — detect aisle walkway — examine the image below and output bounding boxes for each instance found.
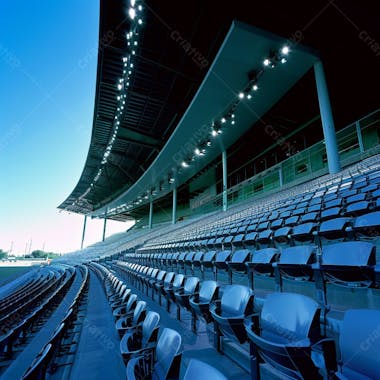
[2,268,82,380]
[68,270,125,380]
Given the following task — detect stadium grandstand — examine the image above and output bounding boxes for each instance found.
[1,1,380,379]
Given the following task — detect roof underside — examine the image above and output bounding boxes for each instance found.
[59,1,319,221]
[58,0,218,216]
[91,21,319,218]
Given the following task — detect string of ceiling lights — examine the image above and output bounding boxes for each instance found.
[108,44,291,216]
[68,0,143,212]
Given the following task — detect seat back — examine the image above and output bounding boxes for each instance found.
[142,311,160,346]
[198,280,218,303]
[322,241,376,266]
[279,245,317,266]
[154,328,182,379]
[339,309,380,380]
[261,292,320,344]
[221,285,253,317]
[132,301,147,325]
[126,294,137,312]
[163,272,175,287]
[172,274,185,290]
[183,277,200,295]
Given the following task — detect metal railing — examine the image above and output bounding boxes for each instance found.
[191,108,380,215]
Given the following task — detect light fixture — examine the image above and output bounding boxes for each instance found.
[281,45,289,55]
[281,57,287,64]
[252,84,258,91]
[221,117,226,124]
[238,92,245,99]
[263,58,271,66]
[181,161,189,168]
[128,8,136,20]
[117,84,122,90]
[247,94,252,100]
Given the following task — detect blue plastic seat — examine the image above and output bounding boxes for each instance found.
[126,328,182,380]
[315,241,376,287]
[214,250,232,271]
[22,343,53,380]
[336,309,380,380]
[210,285,254,344]
[226,249,251,272]
[113,293,137,318]
[120,311,160,361]
[201,251,217,269]
[174,276,200,310]
[318,217,352,241]
[273,245,317,289]
[345,200,370,215]
[245,292,334,380]
[351,211,380,240]
[246,248,279,277]
[183,359,227,380]
[291,222,318,243]
[189,280,219,324]
[115,300,147,337]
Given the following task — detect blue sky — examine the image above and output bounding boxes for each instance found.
[0,1,130,254]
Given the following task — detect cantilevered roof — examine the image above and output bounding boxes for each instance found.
[91,21,320,218]
[58,0,213,215]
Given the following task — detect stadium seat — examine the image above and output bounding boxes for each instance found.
[210,284,254,346]
[115,300,147,337]
[245,292,335,380]
[113,293,137,318]
[22,343,53,380]
[120,311,160,361]
[273,245,317,291]
[335,309,380,379]
[174,276,200,312]
[189,280,219,330]
[126,328,182,380]
[314,241,377,288]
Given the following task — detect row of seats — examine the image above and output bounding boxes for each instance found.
[117,259,380,380]
[140,210,380,253]
[0,267,74,361]
[123,241,380,296]
[21,265,90,379]
[146,168,380,249]
[92,262,227,380]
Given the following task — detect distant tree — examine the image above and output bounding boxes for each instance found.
[31,250,47,258]
[0,249,8,259]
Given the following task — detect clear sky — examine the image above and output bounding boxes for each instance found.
[0,1,132,255]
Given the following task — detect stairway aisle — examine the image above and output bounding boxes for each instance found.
[68,270,125,380]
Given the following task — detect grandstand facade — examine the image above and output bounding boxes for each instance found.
[1,0,379,379]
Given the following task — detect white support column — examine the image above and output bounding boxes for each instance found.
[278,164,283,187]
[81,215,87,250]
[102,212,107,242]
[355,120,365,153]
[314,60,341,174]
[172,188,177,225]
[148,200,153,229]
[222,150,227,212]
